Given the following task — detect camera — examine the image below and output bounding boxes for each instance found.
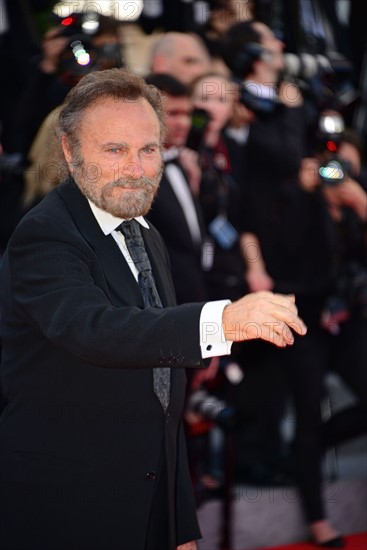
[186,108,211,150]
[316,112,351,186]
[58,12,101,38]
[55,12,124,85]
[283,51,358,112]
[318,158,350,186]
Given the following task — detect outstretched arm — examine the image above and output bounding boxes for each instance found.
[222,291,307,348]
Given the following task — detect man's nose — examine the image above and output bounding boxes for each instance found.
[122,159,144,179]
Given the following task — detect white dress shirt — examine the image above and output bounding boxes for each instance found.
[165,163,203,245]
[88,200,232,359]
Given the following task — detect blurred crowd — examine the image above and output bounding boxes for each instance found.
[1,1,366,547]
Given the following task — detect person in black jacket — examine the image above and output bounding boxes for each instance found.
[188,72,251,494]
[145,73,207,305]
[13,11,124,159]
[280,127,367,548]
[191,72,249,302]
[0,11,124,258]
[220,19,307,489]
[0,67,307,550]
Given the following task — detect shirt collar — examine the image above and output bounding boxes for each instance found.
[87,199,150,235]
[163,147,180,162]
[243,79,277,101]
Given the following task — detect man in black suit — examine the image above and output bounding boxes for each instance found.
[145,73,206,304]
[0,68,306,550]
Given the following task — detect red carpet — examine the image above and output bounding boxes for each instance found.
[258,532,367,549]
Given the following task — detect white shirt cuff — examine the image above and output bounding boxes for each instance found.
[200,300,233,359]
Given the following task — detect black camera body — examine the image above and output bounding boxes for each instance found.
[186,108,211,151]
[58,12,99,38]
[283,51,358,112]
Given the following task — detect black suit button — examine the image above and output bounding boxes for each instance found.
[146,471,156,480]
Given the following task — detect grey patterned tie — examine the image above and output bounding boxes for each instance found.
[118,219,170,411]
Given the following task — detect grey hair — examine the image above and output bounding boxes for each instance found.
[56,67,167,150]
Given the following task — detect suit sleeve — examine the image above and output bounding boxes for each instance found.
[3,213,206,370]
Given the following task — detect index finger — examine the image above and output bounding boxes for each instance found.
[269,300,307,336]
[287,317,308,336]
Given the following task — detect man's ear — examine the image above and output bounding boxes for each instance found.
[61,135,73,170]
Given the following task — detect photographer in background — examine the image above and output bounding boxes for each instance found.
[0,0,59,153]
[252,0,367,177]
[12,11,124,160]
[183,72,248,501]
[0,11,124,256]
[252,1,359,118]
[219,19,307,488]
[0,0,57,256]
[221,88,366,544]
[274,117,367,547]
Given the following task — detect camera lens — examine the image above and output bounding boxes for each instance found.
[319,159,345,186]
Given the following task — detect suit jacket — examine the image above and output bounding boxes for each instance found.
[147,161,207,304]
[0,179,204,550]
[243,104,306,280]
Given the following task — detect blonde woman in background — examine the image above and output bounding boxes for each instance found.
[22,106,66,213]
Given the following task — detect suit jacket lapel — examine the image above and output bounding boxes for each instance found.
[56,180,144,307]
[56,180,174,308]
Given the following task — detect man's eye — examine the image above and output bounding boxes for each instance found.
[143,147,156,154]
[108,148,121,154]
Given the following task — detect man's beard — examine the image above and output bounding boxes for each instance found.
[72,156,163,218]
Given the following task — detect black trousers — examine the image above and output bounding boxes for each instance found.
[283,299,367,522]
